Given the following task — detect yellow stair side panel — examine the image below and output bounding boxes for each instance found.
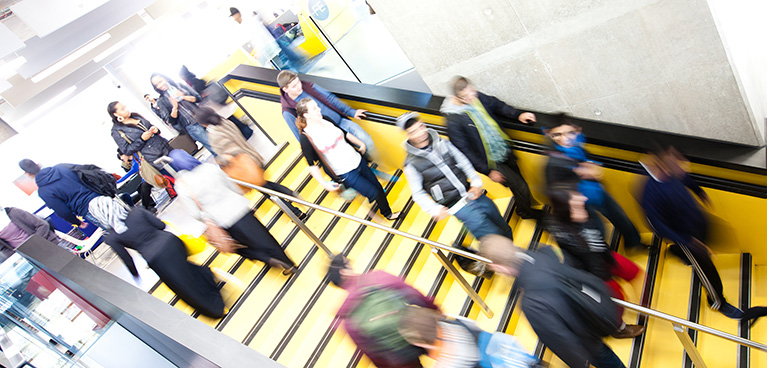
[696,253,742,367]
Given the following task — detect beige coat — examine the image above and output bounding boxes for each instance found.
[207,119,265,166]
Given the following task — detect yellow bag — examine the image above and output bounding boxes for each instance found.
[179,234,208,256]
[163,221,208,256]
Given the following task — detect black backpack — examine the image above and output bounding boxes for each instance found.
[66,164,117,198]
[552,258,621,337]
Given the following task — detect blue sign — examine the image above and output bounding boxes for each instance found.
[309,0,330,20]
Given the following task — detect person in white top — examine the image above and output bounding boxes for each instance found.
[295,99,399,221]
[171,150,296,275]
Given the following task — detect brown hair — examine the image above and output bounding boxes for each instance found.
[295,98,313,131]
[479,234,522,270]
[398,306,441,346]
[277,70,298,89]
[451,76,471,96]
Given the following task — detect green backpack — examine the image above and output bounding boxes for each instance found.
[347,286,416,357]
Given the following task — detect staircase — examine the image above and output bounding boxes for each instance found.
[140,81,767,367]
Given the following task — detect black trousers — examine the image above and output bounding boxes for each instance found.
[148,234,225,318]
[263,181,302,216]
[495,155,534,215]
[671,241,726,309]
[226,211,294,267]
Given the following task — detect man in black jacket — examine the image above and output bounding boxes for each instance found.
[441,76,541,219]
[480,235,626,368]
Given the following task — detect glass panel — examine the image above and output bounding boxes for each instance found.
[0,254,110,367]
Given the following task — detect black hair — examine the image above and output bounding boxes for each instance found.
[547,186,575,224]
[544,112,579,130]
[326,254,350,288]
[403,117,420,130]
[195,107,223,126]
[107,101,145,125]
[19,159,41,175]
[143,94,152,99]
[149,73,179,94]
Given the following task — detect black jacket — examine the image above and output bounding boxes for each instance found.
[442,93,522,175]
[111,116,172,169]
[517,246,606,367]
[543,216,614,281]
[155,83,202,132]
[105,208,173,277]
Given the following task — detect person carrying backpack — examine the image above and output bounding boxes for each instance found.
[19,159,126,232]
[327,255,439,368]
[480,234,627,368]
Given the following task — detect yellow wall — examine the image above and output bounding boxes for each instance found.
[222,76,767,265]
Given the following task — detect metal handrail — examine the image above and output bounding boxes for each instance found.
[229,178,493,263]
[230,177,495,317]
[230,178,767,353]
[614,298,767,351]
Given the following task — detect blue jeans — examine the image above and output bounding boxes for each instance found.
[84,212,108,231]
[338,160,391,217]
[590,193,641,247]
[454,194,513,240]
[591,343,626,368]
[185,123,215,156]
[338,118,377,161]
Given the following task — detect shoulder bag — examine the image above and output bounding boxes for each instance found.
[118,129,168,188]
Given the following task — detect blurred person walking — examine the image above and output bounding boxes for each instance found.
[398,111,510,277]
[545,185,645,338]
[326,254,440,368]
[196,107,305,220]
[480,235,627,368]
[171,150,296,275]
[398,306,540,368]
[277,71,382,166]
[105,207,226,318]
[543,115,646,249]
[295,99,399,221]
[19,159,123,232]
[640,145,742,319]
[442,76,541,220]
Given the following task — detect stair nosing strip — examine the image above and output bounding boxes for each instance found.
[268,170,404,360]
[628,235,663,368]
[495,204,549,333]
[239,166,398,347]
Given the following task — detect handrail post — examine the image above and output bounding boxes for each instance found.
[673,323,708,368]
[269,195,334,258]
[431,248,493,318]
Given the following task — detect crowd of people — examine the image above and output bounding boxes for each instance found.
[8,68,765,368]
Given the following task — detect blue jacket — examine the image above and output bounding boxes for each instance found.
[35,164,100,226]
[640,171,708,246]
[281,84,356,139]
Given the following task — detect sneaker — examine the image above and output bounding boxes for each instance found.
[517,208,544,220]
[719,302,744,319]
[611,324,646,339]
[742,306,767,325]
[371,168,398,183]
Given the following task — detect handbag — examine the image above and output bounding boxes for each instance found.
[301,131,358,200]
[178,178,246,254]
[118,129,168,188]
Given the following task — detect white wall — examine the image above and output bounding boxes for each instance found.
[0,75,166,211]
